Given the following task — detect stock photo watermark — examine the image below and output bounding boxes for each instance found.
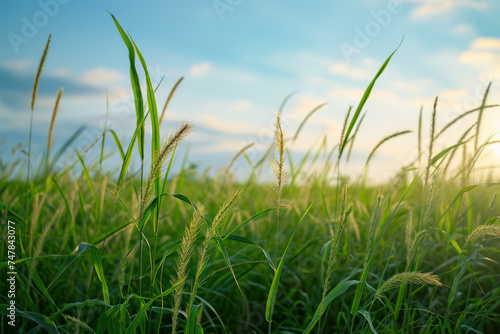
[340,0,402,63]
[7,0,70,54]
[5,220,17,327]
[212,0,244,21]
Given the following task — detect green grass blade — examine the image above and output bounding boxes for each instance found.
[109,129,125,159]
[339,44,401,158]
[51,176,74,226]
[432,227,483,294]
[351,196,383,315]
[222,208,275,241]
[48,125,86,174]
[129,35,160,158]
[292,102,327,141]
[49,300,111,319]
[224,235,275,271]
[358,309,379,334]
[431,141,469,165]
[304,280,362,333]
[116,112,149,191]
[76,152,95,198]
[90,246,110,304]
[186,304,204,334]
[124,280,184,334]
[110,13,145,161]
[46,242,92,291]
[266,194,318,322]
[15,309,60,334]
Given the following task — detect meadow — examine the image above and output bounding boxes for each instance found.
[1,15,500,333]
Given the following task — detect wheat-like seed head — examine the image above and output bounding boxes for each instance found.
[188,189,242,318]
[212,187,243,232]
[465,223,500,246]
[47,88,63,152]
[374,271,443,300]
[270,113,290,213]
[171,205,205,334]
[32,34,51,111]
[425,97,438,186]
[405,211,413,266]
[118,255,128,299]
[407,228,432,266]
[140,121,193,218]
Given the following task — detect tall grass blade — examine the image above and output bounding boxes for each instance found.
[266,194,318,323]
[351,195,383,315]
[365,130,412,167]
[339,43,400,158]
[346,112,366,163]
[304,280,362,333]
[76,152,95,198]
[186,304,204,334]
[292,102,327,141]
[90,246,110,304]
[110,13,145,161]
[124,280,184,334]
[109,129,125,160]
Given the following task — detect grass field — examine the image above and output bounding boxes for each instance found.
[1,16,500,333]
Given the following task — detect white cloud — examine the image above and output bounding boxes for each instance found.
[195,140,256,153]
[1,59,31,73]
[196,114,262,135]
[330,63,370,80]
[471,37,500,50]
[230,100,251,112]
[460,51,497,66]
[81,67,124,85]
[410,0,488,18]
[453,24,474,35]
[47,68,71,78]
[457,37,500,88]
[329,58,377,80]
[189,62,211,77]
[329,87,364,100]
[290,95,327,117]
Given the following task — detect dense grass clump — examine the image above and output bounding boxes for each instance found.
[1,15,500,334]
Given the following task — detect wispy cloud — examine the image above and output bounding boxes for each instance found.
[459,38,500,76]
[329,62,371,80]
[0,65,102,110]
[81,67,125,85]
[471,37,500,50]
[189,61,211,77]
[410,0,488,18]
[196,114,262,135]
[1,59,32,74]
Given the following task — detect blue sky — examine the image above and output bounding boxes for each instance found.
[1,0,500,181]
